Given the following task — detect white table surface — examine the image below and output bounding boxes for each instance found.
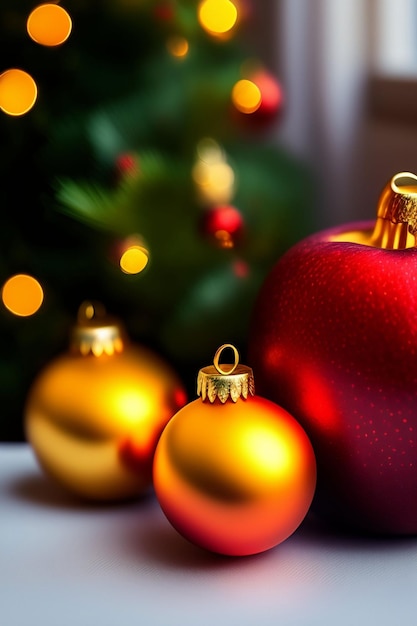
[1,443,417,626]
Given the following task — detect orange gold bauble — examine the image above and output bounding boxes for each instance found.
[25,302,187,501]
[153,344,316,556]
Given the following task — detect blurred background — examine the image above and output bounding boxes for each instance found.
[1,0,417,441]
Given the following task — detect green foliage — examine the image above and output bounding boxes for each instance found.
[0,1,317,440]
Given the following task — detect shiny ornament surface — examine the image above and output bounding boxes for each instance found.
[248,172,417,535]
[25,302,186,501]
[153,345,316,556]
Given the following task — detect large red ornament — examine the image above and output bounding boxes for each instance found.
[248,172,417,535]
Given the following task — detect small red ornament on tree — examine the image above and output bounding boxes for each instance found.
[114,152,139,185]
[201,204,245,249]
[248,172,417,535]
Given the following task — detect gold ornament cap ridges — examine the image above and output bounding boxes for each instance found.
[70,301,126,357]
[197,344,255,403]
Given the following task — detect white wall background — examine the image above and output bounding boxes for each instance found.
[255,0,417,229]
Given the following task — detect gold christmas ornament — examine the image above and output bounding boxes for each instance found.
[153,344,317,556]
[25,301,187,501]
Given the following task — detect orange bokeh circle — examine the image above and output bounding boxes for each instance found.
[2,274,44,316]
[0,69,37,116]
[27,3,72,47]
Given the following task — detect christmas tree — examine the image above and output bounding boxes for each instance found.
[0,1,317,441]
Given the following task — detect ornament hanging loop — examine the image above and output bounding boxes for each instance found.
[197,344,255,403]
[213,343,239,375]
[71,300,125,357]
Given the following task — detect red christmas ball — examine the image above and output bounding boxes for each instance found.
[252,70,283,120]
[248,172,417,535]
[201,204,245,249]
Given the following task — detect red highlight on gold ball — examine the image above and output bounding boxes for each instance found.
[27,3,72,47]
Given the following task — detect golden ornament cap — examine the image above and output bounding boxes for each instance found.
[371,172,417,249]
[70,301,126,357]
[197,344,255,403]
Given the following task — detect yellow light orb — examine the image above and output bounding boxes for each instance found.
[209,161,235,190]
[0,69,37,116]
[120,246,149,275]
[198,0,238,36]
[27,3,72,47]
[166,36,189,58]
[196,138,224,164]
[2,274,44,317]
[232,79,262,114]
[193,159,235,205]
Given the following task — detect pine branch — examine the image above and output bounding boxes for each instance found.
[55,179,136,235]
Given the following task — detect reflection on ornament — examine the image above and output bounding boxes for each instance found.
[166,36,189,58]
[232,79,261,114]
[1,274,44,316]
[153,344,316,556]
[214,230,233,248]
[27,4,72,47]
[25,301,187,501]
[198,0,238,37]
[0,69,37,116]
